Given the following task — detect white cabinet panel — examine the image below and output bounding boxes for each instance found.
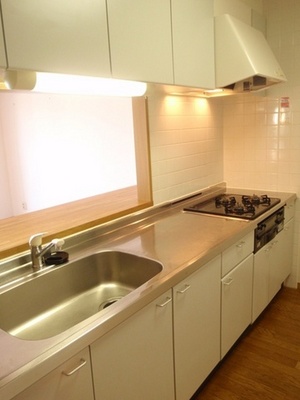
[91,290,174,400]
[222,231,254,276]
[173,256,221,400]
[0,14,6,68]
[2,0,111,76]
[172,0,215,88]
[269,219,294,299]
[107,0,173,84]
[285,199,295,222]
[252,245,270,321]
[221,254,253,358]
[214,0,252,25]
[12,348,94,400]
[253,219,294,322]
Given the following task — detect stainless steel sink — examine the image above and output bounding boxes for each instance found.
[0,251,163,340]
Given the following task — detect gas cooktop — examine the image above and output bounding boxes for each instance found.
[184,193,281,220]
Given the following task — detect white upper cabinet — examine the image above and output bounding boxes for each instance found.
[0,14,6,68]
[1,0,111,77]
[107,0,173,84]
[172,0,215,88]
[214,0,252,25]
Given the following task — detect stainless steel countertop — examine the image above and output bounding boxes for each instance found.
[0,185,296,399]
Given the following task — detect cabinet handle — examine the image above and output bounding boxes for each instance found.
[62,359,87,376]
[265,245,272,252]
[236,241,245,248]
[223,277,233,286]
[177,284,191,294]
[156,297,172,308]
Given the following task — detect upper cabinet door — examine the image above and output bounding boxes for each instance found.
[0,13,6,68]
[1,0,111,77]
[107,0,173,84]
[172,0,215,88]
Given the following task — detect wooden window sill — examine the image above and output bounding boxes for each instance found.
[0,186,152,259]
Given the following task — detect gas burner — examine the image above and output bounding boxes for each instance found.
[225,202,256,216]
[242,194,271,206]
[215,195,236,208]
[184,193,281,220]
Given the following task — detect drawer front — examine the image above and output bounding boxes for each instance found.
[222,231,254,276]
[285,199,295,222]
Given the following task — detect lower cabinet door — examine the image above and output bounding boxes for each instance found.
[252,245,270,322]
[221,254,253,358]
[90,290,174,400]
[173,256,221,400]
[12,348,94,400]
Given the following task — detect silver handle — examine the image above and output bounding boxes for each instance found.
[236,241,245,248]
[177,284,191,294]
[265,245,272,252]
[223,277,233,286]
[156,297,172,307]
[62,359,87,376]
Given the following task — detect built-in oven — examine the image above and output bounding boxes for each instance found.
[254,207,285,253]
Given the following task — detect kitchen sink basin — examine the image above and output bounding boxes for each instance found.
[0,251,163,340]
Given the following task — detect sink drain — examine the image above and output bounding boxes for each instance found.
[99,297,123,310]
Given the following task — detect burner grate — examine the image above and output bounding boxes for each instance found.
[184,193,281,220]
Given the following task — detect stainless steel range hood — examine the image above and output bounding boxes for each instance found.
[215,14,286,93]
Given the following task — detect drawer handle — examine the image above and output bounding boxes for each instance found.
[156,297,172,308]
[223,277,233,286]
[62,359,87,376]
[236,241,245,248]
[177,284,191,294]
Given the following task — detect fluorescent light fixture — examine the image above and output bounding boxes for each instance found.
[33,72,147,97]
[203,88,224,94]
[169,88,233,98]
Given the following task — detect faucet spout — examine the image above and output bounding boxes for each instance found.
[29,233,65,270]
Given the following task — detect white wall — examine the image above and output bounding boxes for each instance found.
[0,92,137,216]
[0,119,12,218]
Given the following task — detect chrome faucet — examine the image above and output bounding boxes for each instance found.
[29,233,65,270]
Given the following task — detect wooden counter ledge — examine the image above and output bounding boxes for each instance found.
[0,186,151,259]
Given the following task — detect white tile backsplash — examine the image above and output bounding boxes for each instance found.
[147,94,223,205]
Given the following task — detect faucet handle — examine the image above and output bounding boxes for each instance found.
[52,238,65,251]
[29,233,45,247]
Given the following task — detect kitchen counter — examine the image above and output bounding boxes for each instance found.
[0,185,296,399]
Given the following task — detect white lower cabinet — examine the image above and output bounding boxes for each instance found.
[253,219,294,322]
[90,290,174,400]
[12,348,94,400]
[272,218,294,291]
[173,256,221,400]
[221,254,253,358]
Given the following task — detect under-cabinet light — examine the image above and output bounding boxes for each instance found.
[1,69,147,96]
[33,72,147,97]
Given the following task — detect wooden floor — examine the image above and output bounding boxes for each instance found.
[192,286,300,400]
